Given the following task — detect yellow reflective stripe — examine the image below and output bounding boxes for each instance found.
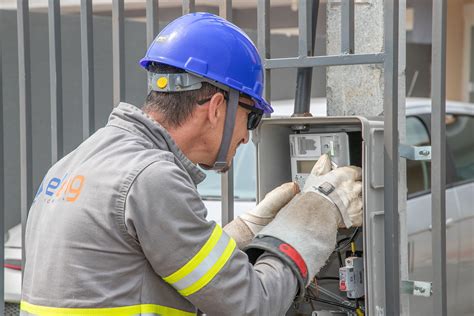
[179,238,236,297]
[163,224,222,284]
[20,301,194,316]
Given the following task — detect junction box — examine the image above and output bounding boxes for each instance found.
[253,116,387,315]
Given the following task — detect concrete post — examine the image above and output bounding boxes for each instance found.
[326,0,385,116]
[398,2,409,315]
[326,0,408,314]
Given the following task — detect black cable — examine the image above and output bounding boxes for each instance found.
[304,295,357,312]
[308,297,316,311]
[306,287,357,312]
[336,237,350,246]
[337,250,344,267]
[334,227,360,252]
[316,276,340,281]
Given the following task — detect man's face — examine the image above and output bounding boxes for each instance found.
[197,92,259,172]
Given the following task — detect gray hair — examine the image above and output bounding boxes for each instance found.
[142,63,224,127]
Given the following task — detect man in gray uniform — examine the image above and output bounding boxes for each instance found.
[21,13,363,316]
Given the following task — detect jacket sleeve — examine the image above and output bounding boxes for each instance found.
[124,160,297,316]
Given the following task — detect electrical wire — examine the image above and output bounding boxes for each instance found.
[316,276,339,281]
[309,283,354,308]
[336,236,350,245]
[307,228,363,314]
[305,293,358,312]
[351,241,356,255]
[337,250,344,267]
[334,227,360,252]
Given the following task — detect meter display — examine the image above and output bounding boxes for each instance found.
[290,133,350,188]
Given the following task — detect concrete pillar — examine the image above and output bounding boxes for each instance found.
[326,0,408,314]
[326,0,385,116]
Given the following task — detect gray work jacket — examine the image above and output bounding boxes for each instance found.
[21,103,297,316]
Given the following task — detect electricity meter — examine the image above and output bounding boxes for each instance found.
[289,133,350,188]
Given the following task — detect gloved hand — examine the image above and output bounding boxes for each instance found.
[224,182,299,249]
[302,154,363,228]
[245,155,363,298]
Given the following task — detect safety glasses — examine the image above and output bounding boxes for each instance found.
[197,94,264,130]
[236,101,263,130]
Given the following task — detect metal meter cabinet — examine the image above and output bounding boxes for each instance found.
[253,116,385,315]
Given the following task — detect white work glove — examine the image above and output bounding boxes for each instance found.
[224,182,299,249]
[302,154,363,228]
[245,155,363,299]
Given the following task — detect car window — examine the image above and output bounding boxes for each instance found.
[197,142,257,201]
[406,116,431,196]
[446,114,474,183]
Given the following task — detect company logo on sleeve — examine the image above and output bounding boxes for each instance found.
[34,173,85,203]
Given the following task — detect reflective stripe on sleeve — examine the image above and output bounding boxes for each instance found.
[20,301,195,316]
[163,224,236,297]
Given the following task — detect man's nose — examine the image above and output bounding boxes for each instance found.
[242,130,250,144]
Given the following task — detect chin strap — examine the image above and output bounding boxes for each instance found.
[211,89,239,171]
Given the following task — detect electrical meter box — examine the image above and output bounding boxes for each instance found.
[289,133,350,189]
[253,116,386,315]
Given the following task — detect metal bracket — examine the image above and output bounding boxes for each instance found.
[401,280,433,297]
[399,144,431,160]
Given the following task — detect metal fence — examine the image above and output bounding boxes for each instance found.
[1,0,447,314]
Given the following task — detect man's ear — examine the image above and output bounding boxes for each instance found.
[207,92,226,127]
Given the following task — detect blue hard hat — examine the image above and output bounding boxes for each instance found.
[139,12,273,114]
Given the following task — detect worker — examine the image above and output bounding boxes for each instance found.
[20,13,363,316]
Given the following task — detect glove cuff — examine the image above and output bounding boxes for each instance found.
[245,235,308,300]
[315,182,353,228]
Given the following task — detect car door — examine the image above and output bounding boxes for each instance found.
[444,113,474,315]
[405,115,461,315]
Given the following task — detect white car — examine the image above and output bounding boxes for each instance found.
[3,224,22,314]
[5,98,474,315]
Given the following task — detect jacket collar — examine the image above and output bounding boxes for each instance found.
[107,102,206,185]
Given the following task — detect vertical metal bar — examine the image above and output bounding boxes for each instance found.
[0,33,5,316]
[219,0,234,226]
[221,165,234,226]
[383,0,400,314]
[182,0,195,15]
[17,0,33,278]
[431,0,447,314]
[219,0,232,21]
[294,0,319,115]
[146,0,159,46]
[112,0,125,106]
[81,0,95,139]
[257,0,271,102]
[49,0,63,162]
[341,0,354,54]
[298,0,309,57]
